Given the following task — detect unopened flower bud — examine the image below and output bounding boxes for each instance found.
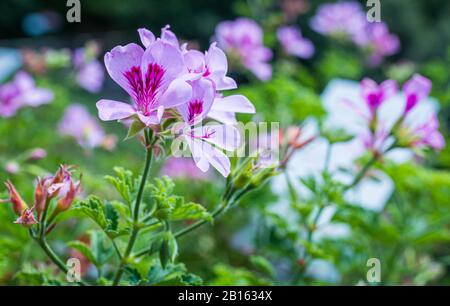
[4,181,28,216]
[232,161,254,189]
[34,178,47,218]
[250,166,278,188]
[53,180,81,216]
[14,208,38,228]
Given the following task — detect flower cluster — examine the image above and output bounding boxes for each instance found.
[0,71,53,117]
[96,26,255,176]
[2,165,81,227]
[355,74,444,155]
[214,18,273,81]
[310,1,399,65]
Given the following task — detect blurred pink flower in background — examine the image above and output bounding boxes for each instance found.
[354,22,400,66]
[28,148,47,160]
[311,2,400,65]
[404,113,445,151]
[310,1,367,40]
[59,104,116,150]
[277,26,314,59]
[161,157,209,180]
[73,47,105,94]
[0,71,53,117]
[5,161,20,174]
[215,18,272,81]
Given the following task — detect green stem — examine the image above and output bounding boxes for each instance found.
[39,199,50,238]
[35,237,87,286]
[174,202,226,239]
[111,129,153,286]
[346,154,378,190]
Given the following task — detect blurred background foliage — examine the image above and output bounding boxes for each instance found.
[1,0,450,285]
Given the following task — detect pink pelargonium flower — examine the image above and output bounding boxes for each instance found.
[215,18,273,81]
[277,26,314,59]
[403,74,432,114]
[175,79,240,177]
[96,38,192,126]
[360,78,397,115]
[184,42,237,90]
[138,25,179,49]
[0,71,53,117]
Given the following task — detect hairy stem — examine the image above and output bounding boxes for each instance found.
[112,129,153,286]
[35,237,87,286]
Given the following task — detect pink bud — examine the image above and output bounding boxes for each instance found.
[4,180,28,216]
[14,208,38,228]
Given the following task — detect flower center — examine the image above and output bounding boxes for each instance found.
[124,63,165,116]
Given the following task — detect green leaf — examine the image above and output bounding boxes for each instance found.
[105,167,136,204]
[73,197,128,238]
[160,232,178,268]
[250,256,275,277]
[73,197,108,229]
[67,241,98,266]
[104,203,119,232]
[170,198,212,221]
[89,230,115,266]
[124,267,144,285]
[147,176,211,222]
[146,262,188,285]
[125,119,146,140]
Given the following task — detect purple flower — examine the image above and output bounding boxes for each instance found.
[277,26,314,59]
[161,157,208,180]
[73,46,105,93]
[310,1,367,40]
[407,113,445,151]
[184,42,237,90]
[0,71,53,117]
[59,104,114,149]
[175,79,240,177]
[311,2,400,65]
[360,78,397,115]
[355,22,400,66]
[403,74,432,114]
[96,29,192,126]
[215,18,273,81]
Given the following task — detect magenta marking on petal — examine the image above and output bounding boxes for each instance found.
[187,99,204,123]
[123,63,165,115]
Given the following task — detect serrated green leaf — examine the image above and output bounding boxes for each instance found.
[67,241,98,266]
